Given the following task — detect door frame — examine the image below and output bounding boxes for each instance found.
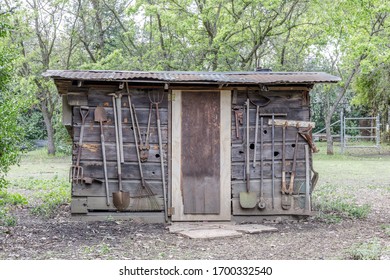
[171,89,231,221]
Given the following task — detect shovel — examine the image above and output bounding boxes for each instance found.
[110,95,130,211]
[240,98,257,208]
[280,122,292,210]
[94,106,110,206]
[258,117,266,209]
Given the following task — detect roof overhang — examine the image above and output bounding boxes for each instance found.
[43,70,341,86]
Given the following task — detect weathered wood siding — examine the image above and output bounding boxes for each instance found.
[231,89,312,216]
[68,84,168,213]
[64,83,313,218]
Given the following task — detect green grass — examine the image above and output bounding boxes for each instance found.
[0,208,17,227]
[81,243,112,257]
[0,190,27,227]
[4,148,71,218]
[381,224,390,236]
[346,239,385,260]
[6,148,71,180]
[312,184,371,222]
[29,178,71,218]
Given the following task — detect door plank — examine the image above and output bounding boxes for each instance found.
[181,91,221,214]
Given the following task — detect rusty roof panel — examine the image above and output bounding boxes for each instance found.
[43,70,340,84]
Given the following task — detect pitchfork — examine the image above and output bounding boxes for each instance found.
[70,106,89,185]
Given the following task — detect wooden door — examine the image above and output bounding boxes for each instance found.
[171,90,231,221]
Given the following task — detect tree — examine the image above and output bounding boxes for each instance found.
[0,7,26,188]
[316,0,390,154]
[4,0,67,155]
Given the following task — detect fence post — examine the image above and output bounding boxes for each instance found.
[376,114,380,149]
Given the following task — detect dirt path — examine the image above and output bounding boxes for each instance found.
[1,199,389,260]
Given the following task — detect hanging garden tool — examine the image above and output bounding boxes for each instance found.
[304,144,311,212]
[70,106,89,185]
[94,106,110,206]
[149,90,168,222]
[298,125,319,153]
[239,98,257,209]
[288,129,300,195]
[280,121,291,210]
[233,106,244,140]
[133,101,151,162]
[258,117,266,210]
[127,85,160,211]
[268,119,316,210]
[259,113,287,210]
[110,93,130,211]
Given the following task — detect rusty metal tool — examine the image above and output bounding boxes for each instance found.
[233,106,243,139]
[110,94,130,211]
[240,98,257,208]
[288,130,300,194]
[258,117,266,209]
[94,106,110,206]
[305,144,311,212]
[253,105,259,168]
[116,93,124,163]
[132,102,151,162]
[70,106,89,185]
[271,114,275,209]
[299,125,319,153]
[280,121,292,210]
[127,87,159,211]
[281,122,288,194]
[149,90,168,222]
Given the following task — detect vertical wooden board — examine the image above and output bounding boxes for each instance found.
[181,91,221,214]
[62,95,72,127]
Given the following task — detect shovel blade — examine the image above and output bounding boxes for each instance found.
[239,192,257,208]
[94,106,107,122]
[113,191,130,211]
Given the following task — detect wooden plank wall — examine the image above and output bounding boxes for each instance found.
[231,89,312,216]
[68,84,168,213]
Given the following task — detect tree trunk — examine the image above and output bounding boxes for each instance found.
[40,101,56,155]
[325,115,333,155]
[324,56,364,155]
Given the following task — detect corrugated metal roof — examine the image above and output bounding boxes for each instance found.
[43,70,340,84]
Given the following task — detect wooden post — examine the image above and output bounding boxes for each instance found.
[376,114,380,150]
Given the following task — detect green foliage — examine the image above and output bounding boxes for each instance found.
[82,243,112,257]
[0,207,17,227]
[0,190,28,206]
[312,184,371,222]
[381,224,390,237]
[18,109,47,142]
[346,239,384,260]
[29,178,71,218]
[0,190,27,227]
[353,63,390,119]
[0,11,26,189]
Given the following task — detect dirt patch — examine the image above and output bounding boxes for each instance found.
[1,202,389,260]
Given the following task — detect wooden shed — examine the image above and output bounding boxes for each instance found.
[43,70,340,222]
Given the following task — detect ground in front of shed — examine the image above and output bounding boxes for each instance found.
[1,144,389,260]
